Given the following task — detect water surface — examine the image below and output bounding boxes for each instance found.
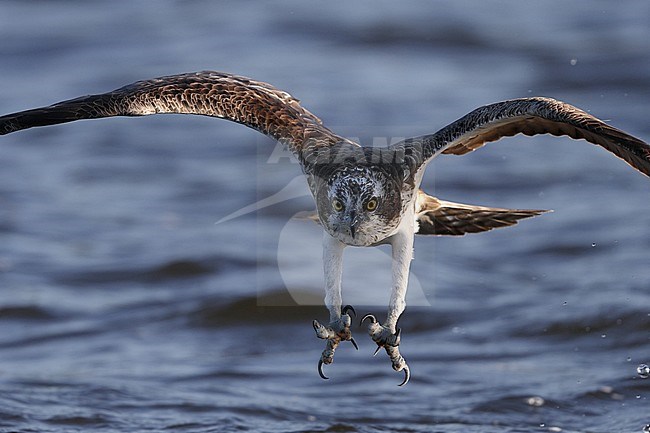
[1,1,649,432]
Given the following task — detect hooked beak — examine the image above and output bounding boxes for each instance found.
[344,210,358,239]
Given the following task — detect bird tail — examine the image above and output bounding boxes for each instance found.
[415,190,548,236]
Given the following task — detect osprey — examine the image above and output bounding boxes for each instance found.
[2,71,649,386]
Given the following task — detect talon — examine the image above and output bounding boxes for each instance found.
[342,305,356,318]
[360,315,411,385]
[317,359,329,380]
[313,308,358,380]
[398,366,410,387]
[360,313,377,326]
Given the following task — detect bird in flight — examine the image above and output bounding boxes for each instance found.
[2,71,649,386]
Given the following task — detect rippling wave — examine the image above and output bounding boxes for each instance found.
[1,1,649,432]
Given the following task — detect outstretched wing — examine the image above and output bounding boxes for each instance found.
[0,71,351,159]
[392,97,650,177]
[415,190,547,236]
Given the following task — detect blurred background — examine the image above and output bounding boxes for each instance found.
[0,1,649,432]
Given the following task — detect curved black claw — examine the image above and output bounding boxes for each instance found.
[399,366,410,387]
[342,305,356,318]
[317,359,329,380]
[342,306,358,350]
[360,313,377,326]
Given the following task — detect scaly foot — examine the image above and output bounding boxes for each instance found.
[360,314,410,386]
[312,305,358,380]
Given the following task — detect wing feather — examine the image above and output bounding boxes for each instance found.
[0,71,349,158]
[392,97,650,177]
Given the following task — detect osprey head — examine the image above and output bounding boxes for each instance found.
[316,166,402,246]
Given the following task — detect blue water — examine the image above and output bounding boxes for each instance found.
[1,1,649,432]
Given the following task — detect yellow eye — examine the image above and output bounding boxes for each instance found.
[332,199,344,212]
[366,198,378,211]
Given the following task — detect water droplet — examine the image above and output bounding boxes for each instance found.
[526,396,545,407]
[628,357,633,362]
[643,424,650,433]
[601,334,607,338]
[637,364,650,378]
[591,242,596,247]
[570,58,578,66]
[562,301,568,306]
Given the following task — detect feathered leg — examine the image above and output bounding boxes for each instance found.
[361,218,414,386]
[312,233,358,380]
